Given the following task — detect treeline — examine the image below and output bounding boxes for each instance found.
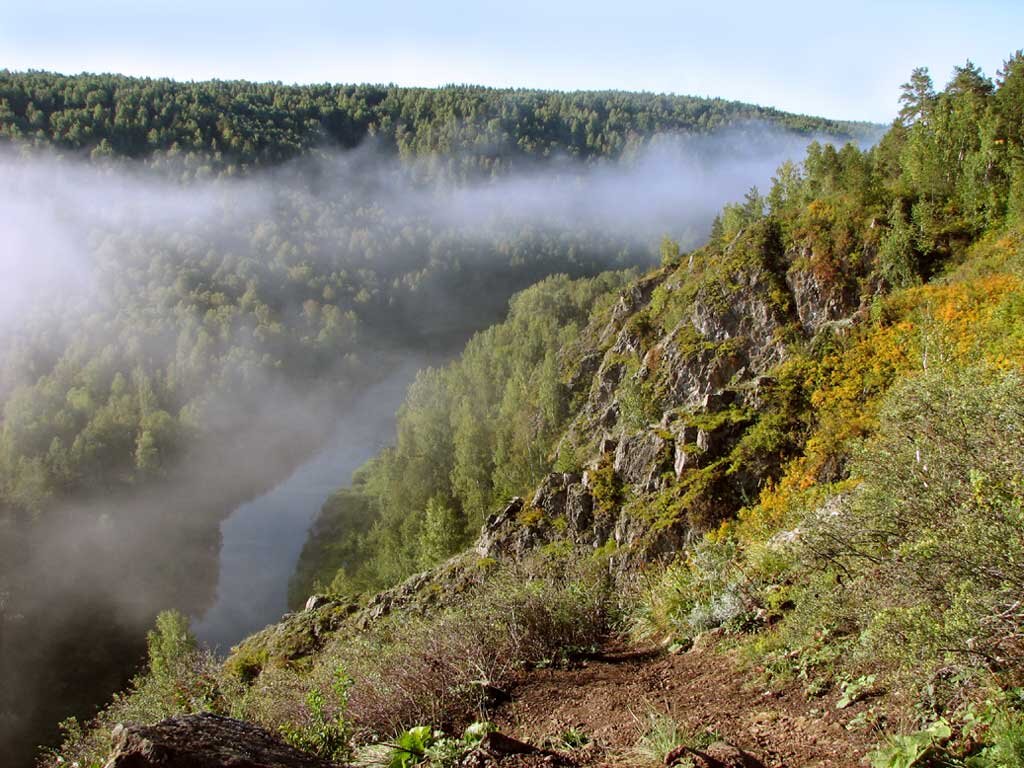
[0,71,876,176]
[703,54,1024,302]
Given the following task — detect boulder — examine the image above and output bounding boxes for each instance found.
[476,498,524,557]
[103,713,338,768]
[671,423,699,477]
[303,594,330,612]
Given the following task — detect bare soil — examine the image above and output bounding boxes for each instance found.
[485,640,876,767]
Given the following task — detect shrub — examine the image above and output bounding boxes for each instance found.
[792,365,1024,691]
[633,538,761,644]
[249,559,618,740]
[45,611,223,768]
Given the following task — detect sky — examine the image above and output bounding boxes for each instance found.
[3,0,1022,124]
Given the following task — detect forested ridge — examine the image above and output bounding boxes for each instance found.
[0,71,873,528]
[202,50,1024,768]
[291,54,1024,602]
[0,71,875,175]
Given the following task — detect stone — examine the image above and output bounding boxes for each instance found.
[701,390,736,412]
[786,256,861,336]
[480,731,540,755]
[304,594,330,612]
[103,713,338,768]
[565,483,594,538]
[613,430,670,492]
[665,741,763,768]
[671,423,699,476]
[476,498,524,557]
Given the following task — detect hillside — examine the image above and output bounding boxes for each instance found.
[33,51,1024,768]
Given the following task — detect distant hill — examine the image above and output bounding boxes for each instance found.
[0,71,879,175]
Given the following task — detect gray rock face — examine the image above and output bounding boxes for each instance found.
[565,483,594,538]
[476,497,524,557]
[672,422,700,477]
[613,431,670,492]
[303,594,330,612]
[665,344,744,409]
[531,473,578,516]
[475,473,619,559]
[476,493,552,561]
[103,713,339,768]
[786,256,861,335]
[599,273,661,345]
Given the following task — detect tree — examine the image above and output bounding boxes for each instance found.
[417,495,464,569]
[878,201,918,288]
[146,610,196,684]
[899,67,935,126]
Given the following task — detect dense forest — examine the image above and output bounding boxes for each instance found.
[0,72,870,765]
[189,51,1024,767]
[0,72,874,528]
[0,72,874,176]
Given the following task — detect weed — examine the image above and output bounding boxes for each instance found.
[867,720,951,768]
[555,726,591,750]
[633,711,689,767]
[278,666,353,761]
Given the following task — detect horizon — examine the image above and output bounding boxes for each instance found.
[4,1,1022,125]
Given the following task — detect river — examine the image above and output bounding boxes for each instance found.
[192,355,428,651]
[0,354,434,765]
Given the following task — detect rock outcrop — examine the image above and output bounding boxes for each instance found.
[103,713,339,768]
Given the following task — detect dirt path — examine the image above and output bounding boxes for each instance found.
[489,642,875,767]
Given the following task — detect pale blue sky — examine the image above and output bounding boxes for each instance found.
[3,1,1021,123]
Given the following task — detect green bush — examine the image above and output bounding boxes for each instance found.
[791,365,1024,692]
[633,538,760,644]
[278,666,354,761]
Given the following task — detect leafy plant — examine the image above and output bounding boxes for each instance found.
[962,703,1024,768]
[868,720,951,768]
[389,722,497,768]
[388,725,438,768]
[278,666,353,761]
[837,674,878,709]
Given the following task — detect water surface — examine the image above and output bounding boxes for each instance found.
[193,356,427,650]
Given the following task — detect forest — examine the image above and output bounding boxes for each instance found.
[0,72,873,175]
[0,73,874,528]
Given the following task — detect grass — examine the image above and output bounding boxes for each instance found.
[45,557,619,768]
[631,711,718,768]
